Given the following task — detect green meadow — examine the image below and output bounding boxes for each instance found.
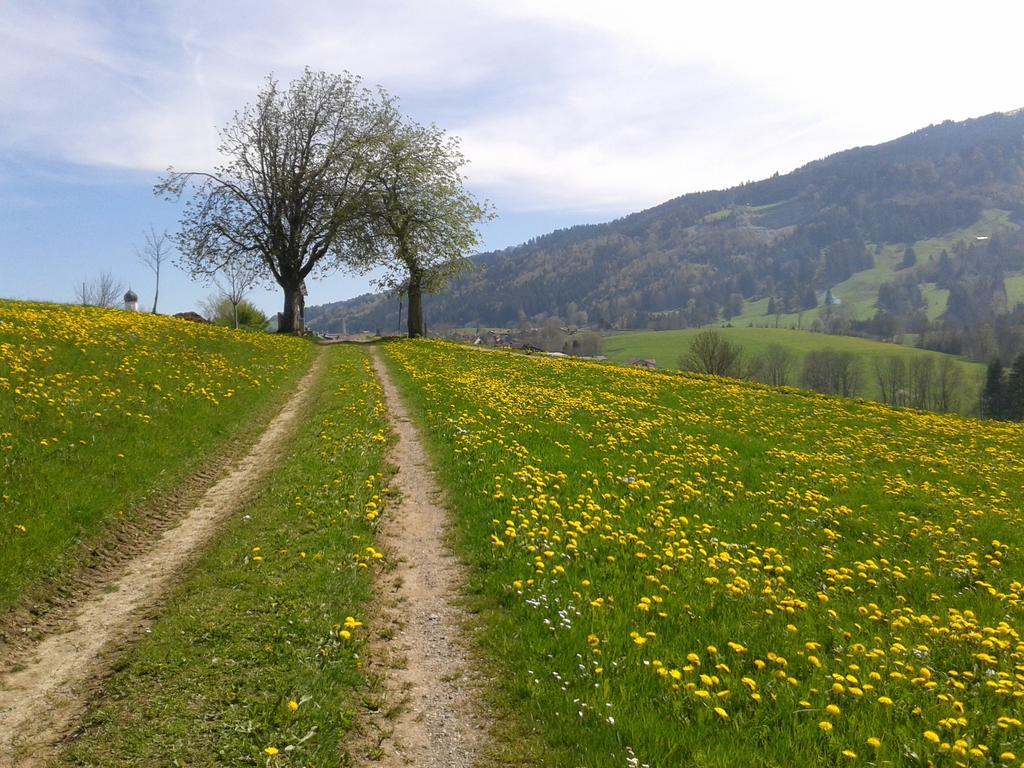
[604,326,984,408]
[381,339,1024,768]
[0,301,313,612]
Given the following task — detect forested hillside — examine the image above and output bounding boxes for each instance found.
[307,109,1024,360]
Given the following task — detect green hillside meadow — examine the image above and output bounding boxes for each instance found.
[604,327,984,409]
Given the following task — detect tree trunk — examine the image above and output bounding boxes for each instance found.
[152,265,159,314]
[279,281,305,334]
[407,276,424,338]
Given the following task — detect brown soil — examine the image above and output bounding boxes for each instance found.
[354,347,486,767]
[0,349,326,768]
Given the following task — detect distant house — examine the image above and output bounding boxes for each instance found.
[475,330,508,347]
[173,311,209,324]
[123,289,139,312]
[627,359,657,369]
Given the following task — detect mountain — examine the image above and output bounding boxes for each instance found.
[306,110,1024,342]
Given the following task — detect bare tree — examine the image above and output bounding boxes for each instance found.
[680,329,744,378]
[908,357,934,410]
[212,257,261,329]
[931,356,963,413]
[742,353,765,382]
[74,271,125,308]
[158,69,398,333]
[762,343,795,386]
[873,356,907,406]
[540,317,565,352]
[803,350,861,397]
[802,351,831,394]
[832,353,862,397]
[136,225,172,314]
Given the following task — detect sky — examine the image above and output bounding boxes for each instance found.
[2,0,1023,316]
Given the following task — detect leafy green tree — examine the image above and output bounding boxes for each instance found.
[159,69,397,333]
[200,295,268,329]
[799,285,818,310]
[360,116,492,337]
[725,293,744,320]
[211,256,260,329]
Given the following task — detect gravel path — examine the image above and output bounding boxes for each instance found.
[0,349,326,767]
[359,346,486,767]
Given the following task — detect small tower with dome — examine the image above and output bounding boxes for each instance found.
[124,288,139,312]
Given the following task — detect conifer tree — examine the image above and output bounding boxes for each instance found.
[1006,353,1024,421]
[980,358,1007,420]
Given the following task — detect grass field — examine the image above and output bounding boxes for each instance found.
[1006,275,1024,309]
[603,326,984,409]
[382,340,1024,768]
[60,344,389,766]
[0,300,313,612]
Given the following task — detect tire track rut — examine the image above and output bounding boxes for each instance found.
[357,346,486,767]
[0,348,326,767]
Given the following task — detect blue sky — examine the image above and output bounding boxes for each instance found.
[2,0,1023,316]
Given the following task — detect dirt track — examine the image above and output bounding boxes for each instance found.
[0,349,325,767]
[357,347,485,767]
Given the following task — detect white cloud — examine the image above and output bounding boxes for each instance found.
[3,0,1023,219]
